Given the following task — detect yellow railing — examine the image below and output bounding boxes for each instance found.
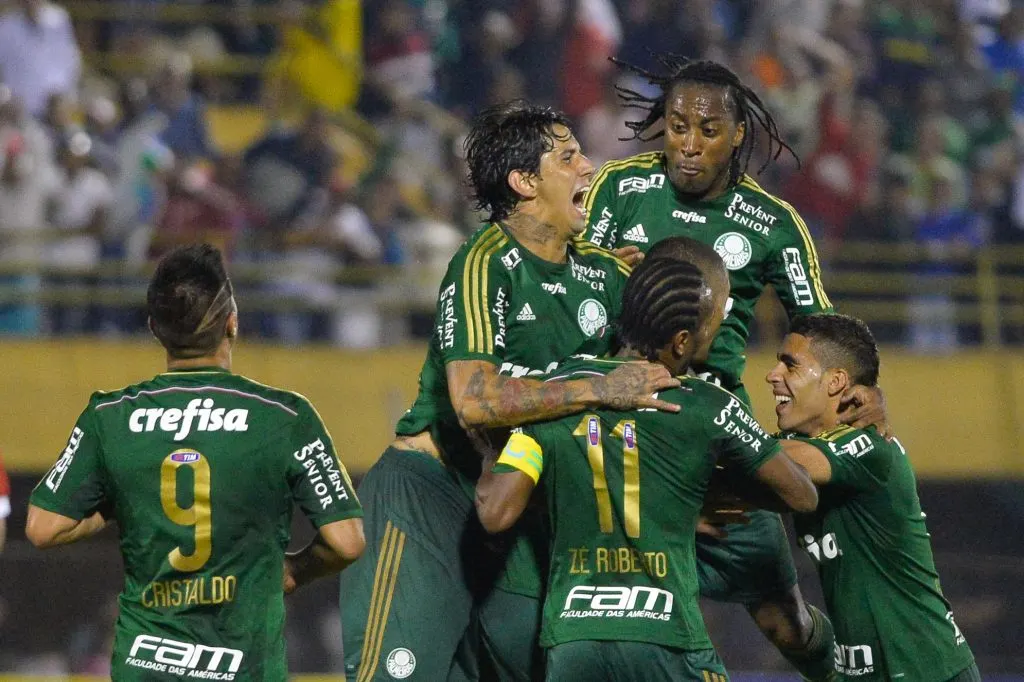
[0,243,1021,332]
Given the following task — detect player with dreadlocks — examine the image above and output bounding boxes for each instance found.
[475,254,820,681]
[583,55,888,681]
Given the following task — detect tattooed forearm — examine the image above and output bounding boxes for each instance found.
[450,358,673,429]
[452,361,597,428]
[463,366,501,423]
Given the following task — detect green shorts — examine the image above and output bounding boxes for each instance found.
[545,641,728,682]
[339,447,478,681]
[477,587,544,681]
[696,508,798,605]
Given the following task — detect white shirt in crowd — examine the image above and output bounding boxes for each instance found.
[0,2,81,116]
[0,153,60,266]
[47,167,113,270]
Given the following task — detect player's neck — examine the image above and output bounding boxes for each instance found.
[502,213,570,264]
[166,342,233,373]
[802,410,841,438]
[613,346,644,362]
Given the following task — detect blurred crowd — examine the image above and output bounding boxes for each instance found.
[0,0,1022,349]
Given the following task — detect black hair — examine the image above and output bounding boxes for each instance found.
[646,236,727,287]
[612,55,796,189]
[464,99,574,222]
[616,257,707,362]
[147,244,235,359]
[789,314,880,387]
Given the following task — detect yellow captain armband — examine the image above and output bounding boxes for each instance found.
[495,432,545,484]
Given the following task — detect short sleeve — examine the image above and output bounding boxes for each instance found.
[287,399,363,527]
[707,389,781,476]
[808,432,894,492]
[435,240,512,365]
[29,407,107,520]
[766,210,833,317]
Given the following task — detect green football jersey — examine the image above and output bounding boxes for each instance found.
[396,224,629,597]
[584,152,832,399]
[512,357,780,650]
[788,426,975,681]
[30,367,362,681]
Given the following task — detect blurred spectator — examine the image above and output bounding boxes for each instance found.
[848,166,918,243]
[757,25,854,161]
[787,96,888,248]
[889,78,970,162]
[242,108,335,248]
[0,0,81,117]
[0,93,60,335]
[448,10,521,115]
[0,451,9,553]
[889,115,968,213]
[616,0,691,72]
[559,0,621,119]
[365,0,436,105]
[508,0,572,108]
[980,6,1024,115]
[363,175,408,268]
[962,0,1012,46]
[152,54,215,161]
[275,176,382,346]
[824,0,875,84]
[40,93,74,151]
[909,171,989,353]
[82,95,122,179]
[968,78,1019,182]
[148,160,245,261]
[936,18,993,124]
[46,131,113,334]
[871,0,938,97]
[579,73,644,168]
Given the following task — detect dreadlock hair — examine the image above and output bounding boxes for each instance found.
[147,243,236,359]
[464,99,574,222]
[616,257,708,363]
[612,54,797,189]
[789,314,880,387]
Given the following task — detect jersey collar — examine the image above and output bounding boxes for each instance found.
[162,366,232,375]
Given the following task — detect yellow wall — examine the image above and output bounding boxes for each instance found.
[2,340,1022,478]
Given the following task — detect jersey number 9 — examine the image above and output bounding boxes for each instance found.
[160,449,213,572]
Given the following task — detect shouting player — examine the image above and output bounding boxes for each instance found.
[26,244,365,680]
[340,101,681,682]
[476,255,820,681]
[767,314,980,682]
[583,55,886,679]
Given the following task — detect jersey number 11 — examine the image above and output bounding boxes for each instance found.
[573,415,640,538]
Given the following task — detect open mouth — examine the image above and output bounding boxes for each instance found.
[774,393,792,415]
[572,186,589,216]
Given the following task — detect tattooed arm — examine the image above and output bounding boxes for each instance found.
[446,359,682,429]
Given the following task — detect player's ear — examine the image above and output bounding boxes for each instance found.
[672,329,691,359]
[225,310,239,340]
[508,169,538,200]
[147,316,157,340]
[827,368,849,398]
[732,121,746,150]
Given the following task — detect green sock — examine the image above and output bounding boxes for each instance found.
[780,603,837,682]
